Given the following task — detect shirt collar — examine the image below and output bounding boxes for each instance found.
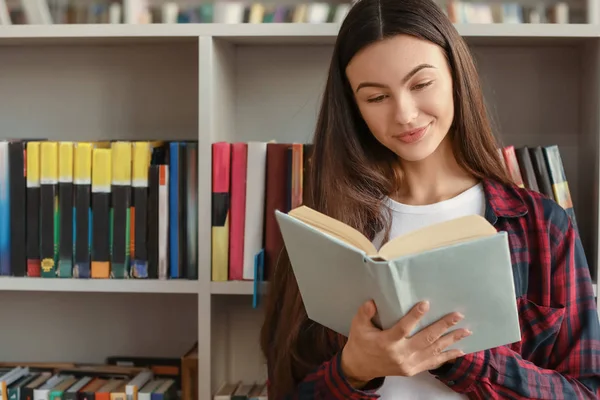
[482,179,528,225]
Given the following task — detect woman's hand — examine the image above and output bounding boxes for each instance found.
[340,299,471,386]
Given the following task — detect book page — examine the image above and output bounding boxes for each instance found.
[288,206,378,255]
[378,214,497,260]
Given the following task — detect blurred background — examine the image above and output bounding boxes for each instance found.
[0,0,592,25]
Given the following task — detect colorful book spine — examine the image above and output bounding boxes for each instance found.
[40,142,58,278]
[211,142,231,282]
[131,142,149,278]
[26,142,41,277]
[73,142,92,279]
[91,148,112,279]
[8,141,26,277]
[58,142,74,278]
[0,142,9,275]
[111,142,132,279]
[158,165,169,280]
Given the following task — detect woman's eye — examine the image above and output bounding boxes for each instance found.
[367,95,386,103]
[412,81,433,91]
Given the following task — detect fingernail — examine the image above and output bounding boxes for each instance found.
[453,313,464,324]
[462,329,472,338]
[418,301,429,313]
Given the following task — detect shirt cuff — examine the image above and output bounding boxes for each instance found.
[330,351,385,398]
[429,351,487,393]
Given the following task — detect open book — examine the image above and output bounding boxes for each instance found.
[275,206,521,355]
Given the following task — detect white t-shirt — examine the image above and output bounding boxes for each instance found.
[373,182,486,399]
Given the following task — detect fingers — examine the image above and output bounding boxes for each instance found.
[387,301,430,340]
[353,300,377,327]
[421,348,465,372]
[408,311,464,351]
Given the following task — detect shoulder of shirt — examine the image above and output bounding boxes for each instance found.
[484,179,572,233]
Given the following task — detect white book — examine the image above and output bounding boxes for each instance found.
[0,367,28,400]
[126,370,153,400]
[33,375,66,400]
[158,165,169,280]
[275,207,521,355]
[0,0,11,24]
[138,379,163,400]
[242,142,267,280]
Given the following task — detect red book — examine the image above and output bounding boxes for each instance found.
[211,142,231,282]
[502,145,524,188]
[264,143,289,280]
[229,143,248,280]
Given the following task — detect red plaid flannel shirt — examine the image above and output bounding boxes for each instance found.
[268,179,600,399]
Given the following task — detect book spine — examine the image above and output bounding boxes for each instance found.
[229,142,247,281]
[179,142,187,279]
[8,141,26,276]
[131,142,150,278]
[158,165,169,280]
[211,142,231,282]
[26,142,41,277]
[73,143,92,279]
[0,142,9,275]
[40,142,58,278]
[543,145,578,232]
[168,142,180,279]
[291,143,304,209]
[242,141,267,280]
[528,146,554,199]
[58,142,74,278]
[185,142,198,280]
[110,142,132,279]
[91,148,111,279]
[147,165,159,279]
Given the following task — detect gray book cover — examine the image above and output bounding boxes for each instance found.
[275,210,521,355]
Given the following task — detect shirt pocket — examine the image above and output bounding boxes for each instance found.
[508,296,566,365]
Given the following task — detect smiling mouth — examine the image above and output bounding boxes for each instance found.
[394,123,431,144]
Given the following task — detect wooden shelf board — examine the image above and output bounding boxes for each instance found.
[0,277,199,293]
[0,23,596,46]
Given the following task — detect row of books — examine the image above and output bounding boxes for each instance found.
[210,141,583,282]
[0,366,173,400]
[130,1,350,25]
[214,381,267,400]
[438,1,573,24]
[0,139,198,280]
[0,0,123,25]
[0,344,198,400]
[210,141,310,283]
[499,144,578,233]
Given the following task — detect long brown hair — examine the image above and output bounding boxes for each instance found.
[260,0,512,397]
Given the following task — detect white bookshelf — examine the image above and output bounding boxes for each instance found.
[0,22,599,400]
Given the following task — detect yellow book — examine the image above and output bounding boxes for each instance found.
[40,142,58,277]
[91,148,112,279]
[74,142,93,184]
[26,142,40,188]
[132,142,150,187]
[58,142,74,182]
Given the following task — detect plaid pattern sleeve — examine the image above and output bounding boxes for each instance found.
[269,351,385,399]
[430,183,600,399]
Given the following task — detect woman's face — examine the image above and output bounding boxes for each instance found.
[345,34,455,164]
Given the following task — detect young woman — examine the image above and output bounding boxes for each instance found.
[260,0,600,398]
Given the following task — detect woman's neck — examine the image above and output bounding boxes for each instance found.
[391,139,479,206]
